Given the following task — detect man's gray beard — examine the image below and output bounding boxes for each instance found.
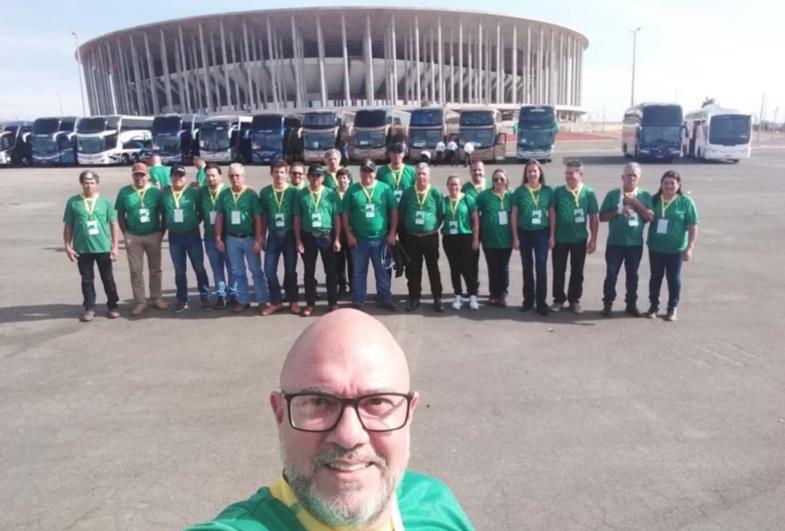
[281,441,405,528]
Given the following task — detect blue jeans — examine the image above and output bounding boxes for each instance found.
[351,238,392,306]
[265,231,298,304]
[518,228,549,308]
[168,231,210,302]
[648,250,683,310]
[603,245,644,305]
[204,238,236,298]
[226,235,269,305]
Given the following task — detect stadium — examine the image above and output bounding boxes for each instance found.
[77,7,588,118]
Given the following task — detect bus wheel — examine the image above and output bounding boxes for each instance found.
[121,154,130,165]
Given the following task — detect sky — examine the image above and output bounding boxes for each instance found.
[0,0,782,122]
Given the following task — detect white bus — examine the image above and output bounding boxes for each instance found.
[458,106,507,162]
[77,115,153,165]
[683,104,752,162]
[302,110,354,163]
[199,115,252,163]
[350,108,410,162]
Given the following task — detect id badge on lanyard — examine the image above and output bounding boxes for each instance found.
[274,212,285,228]
[531,209,542,225]
[139,208,150,223]
[627,214,639,227]
[86,220,99,236]
[311,212,322,228]
[231,210,241,225]
[365,203,375,218]
[573,208,585,224]
[657,219,668,234]
[173,208,184,223]
[394,190,403,202]
[498,210,508,226]
[415,210,426,225]
[209,211,217,224]
[448,220,459,234]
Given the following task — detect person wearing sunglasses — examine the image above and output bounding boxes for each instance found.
[475,169,513,307]
[186,309,475,530]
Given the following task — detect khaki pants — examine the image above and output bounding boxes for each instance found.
[125,232,163,304]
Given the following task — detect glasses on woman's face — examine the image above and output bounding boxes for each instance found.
[283,391,414,433]
[492,177,506,183]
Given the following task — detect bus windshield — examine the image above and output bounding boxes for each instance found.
[641,127,681,145]
[709,115,751,145]
[252,131,283,149]
[409,129,442,148]
[518,129,555,148]
[304,113,337,128]
[33,119,60,135]
[641,106,682,126]
[460,112,494,127]
[252,115,284,132]
[460,129,495,147]
[410,110,443,127]
[78,134,117,154]
[355,110,387,128]
[78,118,108,134]
[303,131,335,150]
[519,107,555,127]
[201,122,232,151]
[152,116,182,134]
[0,132,13,150]
[354,130,386,148]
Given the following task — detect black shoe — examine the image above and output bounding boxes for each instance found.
[536,305,549,316]
[519,302,534,312]
[601,304,613,318]
[625,304,641,317]
[433,298,444,313]
[405,298,420,312]
[379,301,398,312]
[351,303,364,311]
[213,296,227,310]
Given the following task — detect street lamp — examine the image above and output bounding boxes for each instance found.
[71,31,87,116]
[630,27,641,107]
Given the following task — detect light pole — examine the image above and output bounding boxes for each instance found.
[71,32,87,116]
[630,27,641,107]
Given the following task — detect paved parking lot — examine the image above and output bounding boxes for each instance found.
[1,143,784,530]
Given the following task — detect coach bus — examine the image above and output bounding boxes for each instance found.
[683,104,752,162]
[516,105,558,162]
[302,110,354,162]
[151,114,203,164]
[199,115,252,163]
[622,103,684,161]
[407,107,459,161]
[31,117,79,165]
[250,113,303,164]
[350,108,411,162]
[76,115,153,165]
[458,106,507,162]
[0,121,33,165]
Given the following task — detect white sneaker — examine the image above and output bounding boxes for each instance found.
[570,302,583,314]
[452,296,462,310]
[549,302,564,313]
[469,295,480,310]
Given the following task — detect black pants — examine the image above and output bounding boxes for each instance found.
[403,232,442,299]
[77,252,119,311]
[334,232,353,291]
[483,247,512,299]
[552,241,587,304]
[442,234,478,296]
[302,232,337,306]
[603,245,643,305]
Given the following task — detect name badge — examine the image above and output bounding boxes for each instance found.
[448,220,459,234]
[627,214,639,227]
[311,212,322,228]
[86,220,99,236]
[415,210,426,225]
[365,203,375,218]
[209,211,217,224]
[231,210,241,225]
[498,211,509,226]
[574,208,585,224]
[531,210,542,225]
[139,208,150,223]
[274,212,285,228]
[173,208,184,223]
[394,190,403,201]
[657,219,669,234]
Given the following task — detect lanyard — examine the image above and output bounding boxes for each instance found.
[82,194,99,219]
[415,185,430,209]
[171,188,185,209]
[310,187,324,211]
[449,193,464,220]
[361,183,376,203]
[660,195,677,217]
[567,184,582,207]
[273,185,288,212]
[492,191,507,210]
[388,165,404,189]
[474,181,485,193]
[526,185,541,209]
[231,186,247,207]
[208,183,223,208]
[135,184,150,207]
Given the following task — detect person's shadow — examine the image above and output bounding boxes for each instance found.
[0,304,84,323]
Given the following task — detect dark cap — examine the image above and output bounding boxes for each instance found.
[307,164,324,177]
[171,163,186,176]
[360,159,377,173]
[388,142,405,154]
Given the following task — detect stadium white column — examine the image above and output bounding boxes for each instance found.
[129,36,146,114]
[428,28,435,103]
[219,21,232,108]
[198,23,212,112]
[289,16,302,108]
[466,29,472,102]
[176,27,191,112]
[391,15,398,104]
[458,21,464,103]
[143,33,157,114]
[449,26,455,103]
[414,17,421,103]
[365,14,374,105]
[485,31,491,103]
[496,22,501,103]
[476,23,481,103]
[102,44,118,113]
[114,43,129,113]
[340,14,350,106]
[241,21,253,110]
[265,18,279,108]
[510,26,517,104]
[317,16,328,107]
[437,17,444,105]
[158,30,173,112]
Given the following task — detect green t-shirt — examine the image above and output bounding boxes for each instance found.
[342,180,397,240]
[115,184,163,236]
[259,185,298,233]
[149,166,172,188]
[398,185,444,233]
[324,168,352,190]
[63,194,116,254]
[184,470,475,531]
[293,186,341,233]
[198,184,230,240]
[195,167,206,186]
[161,186,201,234]
[552,184,599,244]
[441,193,477,236]
[218,187,262,236]
[647,194,699,253]
[600,188,654,247]
[512,185,555,231]
[461,179,490,200]
[377,164,416,205]
[475,189,513,249]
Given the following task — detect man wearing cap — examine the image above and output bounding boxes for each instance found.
[342,160,398,311]
[259,159,300,315]
[198,163,236,309]
[149,154,172,188]
[376,143,415,206]
[162,163,210,313]
[294,165,342,316]
[115,162,166,316]
[398,163,445,312]
[214,163,270,314]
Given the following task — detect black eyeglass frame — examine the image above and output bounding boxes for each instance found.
[282,391,415,433]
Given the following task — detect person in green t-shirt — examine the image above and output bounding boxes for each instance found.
[259,159,301,315]
[162,164,210,313]
[185,310,475,531]
[288,161,308,191]
[460,159,490,200]
[511,160,555,316]
[293,164,343,316]
[198,163,236,309]
[192,157,207,187]
[323,148,350,190]
[476,169,513,307]
[442,175,480,310]
[341,160,398,311]
[599,162,655,318]
[644,170,699,322]
[548,159,599,315]
[63,170,120,322]
[148,154,172,188]
[377,142,415,205]
[115,162,167,317]
[333,168,353,297]
[398,162,445,312]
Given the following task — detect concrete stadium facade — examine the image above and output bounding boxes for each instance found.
[78,7,588,117]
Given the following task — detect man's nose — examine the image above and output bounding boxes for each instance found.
[325,405,370,447]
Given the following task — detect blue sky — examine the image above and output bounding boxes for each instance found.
[1,0,781,122]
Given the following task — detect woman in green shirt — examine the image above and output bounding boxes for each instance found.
[475,169,513,307]
[645,171,699,321]
[441,175,480,310]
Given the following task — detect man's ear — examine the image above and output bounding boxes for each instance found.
[270,391,285,425]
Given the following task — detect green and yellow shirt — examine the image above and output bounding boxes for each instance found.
[149,165,172,188]
[115,184,163,236]
[441,193,477,236]
[647,194,698,253]
[259,184,298,234]
[293,186,341,233]
[342,180,397,240]
[198,184,229,240]
[398,185,444,233]
[377,164,416,205]
[461,179,490,200]
[512,184,555,231]
[600,188,654,247]
[63,194,116,254]
[552,184,599,244]
[475,188,513,249]
[161,186,201,234]
[218,187,262,237]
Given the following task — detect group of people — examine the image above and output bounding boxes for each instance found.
[63,145,698,322]
[432,135,474,166]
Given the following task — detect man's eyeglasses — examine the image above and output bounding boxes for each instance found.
[283,392,414,433]
[291,171,304,175]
